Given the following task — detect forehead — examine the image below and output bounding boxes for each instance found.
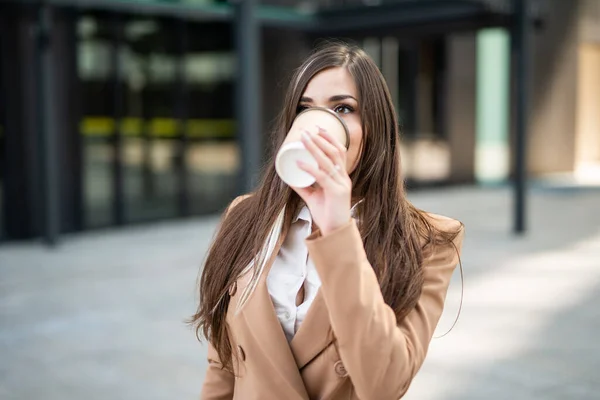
[302,67,358,99]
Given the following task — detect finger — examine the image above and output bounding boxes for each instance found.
[312,132,345,169]
[297,159,337,189]
[317,127,347,154]
[316,128,347,167]
[301,131,337,176]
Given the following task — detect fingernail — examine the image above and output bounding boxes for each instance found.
[302,132,311,141]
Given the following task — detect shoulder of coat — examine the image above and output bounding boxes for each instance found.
[226,194,253,216]
[422,211,464,236]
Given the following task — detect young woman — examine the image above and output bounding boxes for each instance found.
[192,42,464,400]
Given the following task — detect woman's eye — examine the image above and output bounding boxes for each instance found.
[334,105,353,114]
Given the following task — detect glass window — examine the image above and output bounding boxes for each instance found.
[186,48,238,215]
[78,15,116,228]
[119,17,181,223]
[397,38,446,138]
[78,14,239,228]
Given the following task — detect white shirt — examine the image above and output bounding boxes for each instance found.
[267,203,360,342]
[267,206,319,342]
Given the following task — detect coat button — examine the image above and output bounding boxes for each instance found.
[334,360,348,377]
[238,345,246,361]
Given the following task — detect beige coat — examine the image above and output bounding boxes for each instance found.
[200,197,464,400]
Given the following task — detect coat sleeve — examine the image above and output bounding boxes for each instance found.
[305,217,464,399]
[200,343,235,400]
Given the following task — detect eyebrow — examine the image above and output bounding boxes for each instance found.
[300,94,358,103]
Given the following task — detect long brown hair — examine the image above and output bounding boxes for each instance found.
[191,41,460,371]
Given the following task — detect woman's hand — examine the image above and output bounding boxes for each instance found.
[293,126,352,236]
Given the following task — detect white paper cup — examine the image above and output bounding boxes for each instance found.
[275,107,350,188]
[275,141,318,188]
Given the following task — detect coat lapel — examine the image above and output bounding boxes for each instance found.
[239,224,310,400]
[289,290,334,369]
[235,206,336,396]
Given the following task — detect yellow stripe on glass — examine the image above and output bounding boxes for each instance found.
[80,117,236,139]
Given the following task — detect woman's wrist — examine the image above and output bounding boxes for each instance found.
[320,215,352,236]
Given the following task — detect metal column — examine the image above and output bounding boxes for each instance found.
[234,0,262,193]
[36,4,60,245]
[513,0,529,234]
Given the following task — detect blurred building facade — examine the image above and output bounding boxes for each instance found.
[0,0,598,241]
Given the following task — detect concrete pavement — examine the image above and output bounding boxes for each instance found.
[1,185,599,399]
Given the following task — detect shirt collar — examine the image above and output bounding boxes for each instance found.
[295,205,312,223]
[292,199,363,224]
